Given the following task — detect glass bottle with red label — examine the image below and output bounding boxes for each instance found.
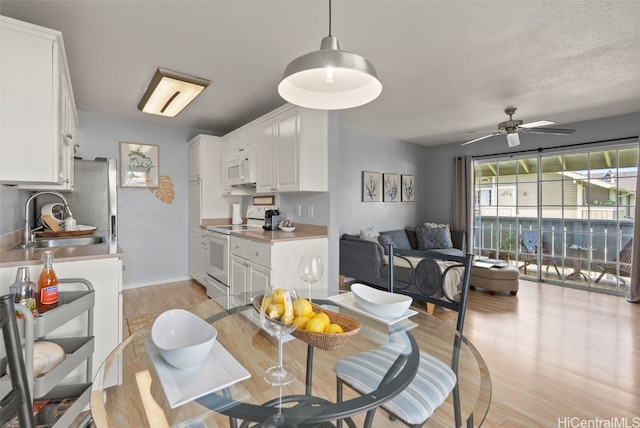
[37,250,58,313]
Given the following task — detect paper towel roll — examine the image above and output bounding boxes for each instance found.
[232,204,242,225]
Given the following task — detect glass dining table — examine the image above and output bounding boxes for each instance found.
[90,290,491,427]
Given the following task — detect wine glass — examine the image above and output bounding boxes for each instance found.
[298,255,323,302]
[260,286,298,386]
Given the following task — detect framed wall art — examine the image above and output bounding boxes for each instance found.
[383,173,399,202]
[401,174,415,202]
[120,142,160,188]
[362,171,381,202]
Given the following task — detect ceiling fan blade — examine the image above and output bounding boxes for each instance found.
[461,132,503,146]
[522,127,575,135]
[466,130,499,134]
[519,120,554,128]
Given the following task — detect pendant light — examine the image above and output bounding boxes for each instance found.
[277,0,382,110]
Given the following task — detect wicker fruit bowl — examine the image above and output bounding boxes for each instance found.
[253,295,361,351]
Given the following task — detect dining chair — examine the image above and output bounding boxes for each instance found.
[1,294,35,428]
[334,247,473,427]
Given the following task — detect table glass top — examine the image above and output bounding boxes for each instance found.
[90,289,491,427]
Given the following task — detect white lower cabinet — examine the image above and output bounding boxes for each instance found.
[230,238,272,295]
[229,235,328,295]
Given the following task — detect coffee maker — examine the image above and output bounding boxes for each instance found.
[263,209,281,230]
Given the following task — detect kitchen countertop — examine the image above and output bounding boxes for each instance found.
[228,224,328,243]
[0,230,123,268]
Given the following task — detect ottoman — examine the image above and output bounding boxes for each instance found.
[469,265,520,295]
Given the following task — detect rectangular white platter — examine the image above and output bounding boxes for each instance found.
[146,340,251,409]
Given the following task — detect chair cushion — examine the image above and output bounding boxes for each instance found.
[334,343,456,425]
[416,227,453,250]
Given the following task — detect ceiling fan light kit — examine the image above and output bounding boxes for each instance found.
[277,0,382,110]
[138,67,210,117]
[462,107,575,147]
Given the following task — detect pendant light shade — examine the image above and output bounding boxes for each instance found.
[278,3,382,110]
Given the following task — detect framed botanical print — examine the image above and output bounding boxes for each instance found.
[120,142,159,188]
[401,174,415,202]
[362,171,381,202]
[383,173,399,202]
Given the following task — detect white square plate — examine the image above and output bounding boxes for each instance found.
[146,340,251,409]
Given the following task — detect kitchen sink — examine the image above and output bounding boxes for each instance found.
[13,236,108,250]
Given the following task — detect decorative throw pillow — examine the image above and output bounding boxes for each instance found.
[424,222,450,231]
[423,222,453,248]
[359,226,380,243]
[416,227,453,250]
[405,228,418,249]
[380,230,412,250]
[378,234,397,255]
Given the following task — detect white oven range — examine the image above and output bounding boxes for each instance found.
[201,205,276,298]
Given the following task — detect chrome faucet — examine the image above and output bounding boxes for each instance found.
[23,191,73,246]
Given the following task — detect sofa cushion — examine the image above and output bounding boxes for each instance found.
[405,228,418,250]
[380,230,412,250]
[378,234,396,255]
[360,226,380,243]
[416,227,452,250]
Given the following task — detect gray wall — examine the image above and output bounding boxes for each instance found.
[424,112,640,224]
[338,127,429,235]
[0,111,211,288]
[77,111,212,287]
[2,110,636,289]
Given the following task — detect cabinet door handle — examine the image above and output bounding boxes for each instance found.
[255,251,261,256]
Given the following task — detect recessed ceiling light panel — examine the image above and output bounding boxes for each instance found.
[138,67,210,117]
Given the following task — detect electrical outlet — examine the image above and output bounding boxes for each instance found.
[296,205,302,216]
[308,206,314,218]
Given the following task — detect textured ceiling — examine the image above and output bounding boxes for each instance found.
[1,0,639,147]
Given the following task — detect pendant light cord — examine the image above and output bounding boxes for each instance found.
[328,0,332,36]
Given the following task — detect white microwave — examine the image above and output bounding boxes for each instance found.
[226,147,256,187]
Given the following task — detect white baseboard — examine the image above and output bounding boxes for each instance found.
[122,275,192,290]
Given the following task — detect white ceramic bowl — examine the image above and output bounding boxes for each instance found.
[278,223,296,232]
[351,283,413,318]
[151,309,217,370]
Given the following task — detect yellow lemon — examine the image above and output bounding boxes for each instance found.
[268,303,285,319]
[292,316,310,329]
[315,312,331,329]
[281,312,294,325]
[325,323,344,334]
[293,298,313,317]
[272,288,286,304]
[305,316,326,333]
[261,296,272,311]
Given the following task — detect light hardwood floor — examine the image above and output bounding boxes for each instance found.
[122,280,640,427]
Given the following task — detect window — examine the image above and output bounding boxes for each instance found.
[473,143,638,295]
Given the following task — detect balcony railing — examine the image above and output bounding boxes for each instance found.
[473,216,633,294]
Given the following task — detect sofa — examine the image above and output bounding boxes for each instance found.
[339,225,467,303]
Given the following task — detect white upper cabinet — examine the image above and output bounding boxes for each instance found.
[256,104,328,193]
[0,16,78,189]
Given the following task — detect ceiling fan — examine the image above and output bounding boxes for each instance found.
[461,107,575,148]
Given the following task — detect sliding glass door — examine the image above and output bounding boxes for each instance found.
[473,143,638,295]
